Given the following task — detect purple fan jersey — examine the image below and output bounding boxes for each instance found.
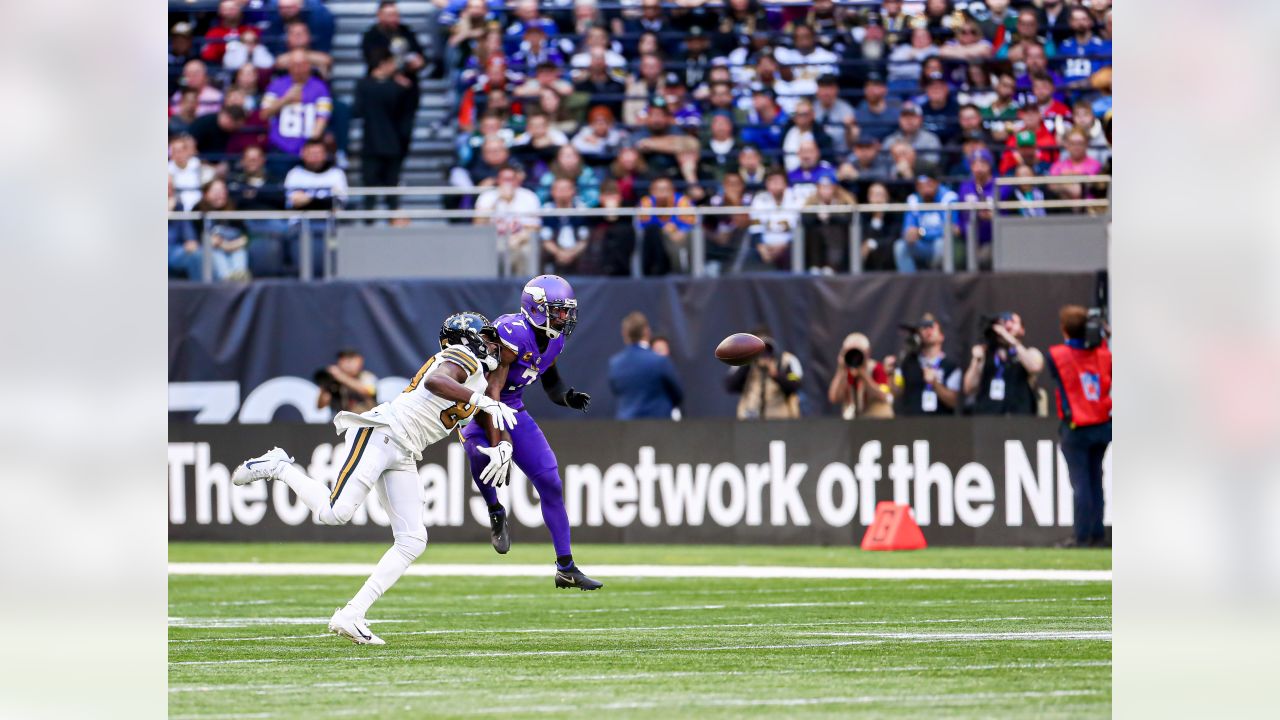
[263,75,333,156]
[493,312,565,410]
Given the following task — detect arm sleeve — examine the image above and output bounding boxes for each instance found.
[541,363,570,405]
[724,364,749,394]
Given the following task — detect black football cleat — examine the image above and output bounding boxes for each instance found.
[489,508,511,554]
[555,565,604,591]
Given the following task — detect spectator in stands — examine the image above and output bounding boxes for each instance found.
[539,177,591,274]
[957,148,997,269]
[464,136,516,190]
[572,106,629,166]
[474,165,541,275]
[812,76,857,157]
[608,147,648,206]
[447,0,493,58]
[267,0,335,55]
[776,25,839,86]
[504,0,560,56]
[169,135,212,212]
[1070,100,1110,165]
[262,51,332,159]
[895,172,959,273]
[274,20,334,79]
[456,25,505,88]
[1015,43,1063,101]
[828,332,893,419]
[510,25,566,75]
[982,71,1020,142]
[958,63,997,110]
[169,23,198,81]
[878,0,911,50]
[531,88,579,135]
[917,73,961,145]
[362,0,426,115]
[854,72,901,143]
[1089,66,1113,118]
[188,103,247,158]
[996,8,1056,60]
[228,146,288,248]
[570,26,627,77]
[168,175,201,280]
[171,60,224,118]
[230,65,266,114]
[998,125,1053,178]
[956,104,989,145]
[638,176,696,275]
[801,177,855,273]
[1038,0,1073,46]
[1002,164,1047,217]
[1032,74,1072,133]
[633,101,699,179]
[537,145,600,207]
[678,26,715,90]
[624,0,675,55]
[787,139,838,204]
[792,0,850,52]
[887,141,928,184]
[169,88,200,137]
[965,311,1044,416]
[939,16,993,60]
[317,349,378,414]
[727,329,803,420]
[222,26,275,73]
[201,0,252,65]
[858,182,900,271]
[716,0,768,56]
[634,31,661,61]
[887,26,938,92]
[573,50,626,119]
[662,82,703,129]
[892,312,961,416]
[838,136,892,185]
[353,47,415,222]
[972,0,1018,42]
[593,180,635,275]
[704,172,753,274]
[623,54,668,125]
[748,168,801,271]
[285,139,348,211]
[699,112,743,181]
[515,61,574,100]
[883,102,942,168]
[1048,128,1104,203]
[511,113,568,173]
[571,0,607,36]
[193,179,252,282]
[1059,6,1111,88]
[781,100,835,173]
[752,53,813,116]
[740,89,788,157]
[737,145,767,192]
[609,312,684,420]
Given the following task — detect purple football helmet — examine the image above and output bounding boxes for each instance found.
[521,274,578,339]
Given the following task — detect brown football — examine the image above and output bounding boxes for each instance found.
[715,333,766,366]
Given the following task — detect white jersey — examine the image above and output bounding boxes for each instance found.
[333,345,488,461]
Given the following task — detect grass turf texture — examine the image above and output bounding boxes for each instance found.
[169,544,1111,719]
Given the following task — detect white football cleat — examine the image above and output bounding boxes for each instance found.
[231,447,294,486]
[328,606,384,645]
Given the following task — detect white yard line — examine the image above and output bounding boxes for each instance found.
[169,562,1111,582]
[169,631,1111,666]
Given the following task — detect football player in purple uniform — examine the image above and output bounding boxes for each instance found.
[462,274,603,590]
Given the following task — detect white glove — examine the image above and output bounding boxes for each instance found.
[470,392,518,432]
[477,440,514,486]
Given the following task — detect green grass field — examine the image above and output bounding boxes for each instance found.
[169,543,1112,719]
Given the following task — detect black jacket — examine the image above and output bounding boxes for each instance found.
[353,75,415,157]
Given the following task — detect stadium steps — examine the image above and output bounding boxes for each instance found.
[327,0,457,213]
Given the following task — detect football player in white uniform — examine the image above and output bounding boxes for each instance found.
[231,312,518,645]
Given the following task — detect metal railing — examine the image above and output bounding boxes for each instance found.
[169,175,1109,281]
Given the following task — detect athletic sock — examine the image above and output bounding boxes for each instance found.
[556,554,574,570]
[347,535,422,618]
[278,463,332,514]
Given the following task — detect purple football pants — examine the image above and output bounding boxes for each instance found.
[462,409,572,557]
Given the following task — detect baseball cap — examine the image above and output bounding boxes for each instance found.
[924,71,947,85]
[900,100,921,115]
[171,21,193,35]
[1015,130,1036,147]
[900,312,940,331]
[688,25,706,37]
[853,135,879,147]
[915,171,936,183]
[817,73,840,87]
[864,69,886,85]
[970,147,994,165]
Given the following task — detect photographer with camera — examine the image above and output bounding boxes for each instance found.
[726,329,803,420]
[827,333,893,419]
[891,313,962,416]
[315,348,378,415]
[964,311,1044,415]
[1047,304,1112,548]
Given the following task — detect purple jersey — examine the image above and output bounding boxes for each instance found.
[263,76,333,156]
[494,312,565,409]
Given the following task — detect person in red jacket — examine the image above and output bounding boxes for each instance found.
[202,0,253,64]
[1046,304,1113,548]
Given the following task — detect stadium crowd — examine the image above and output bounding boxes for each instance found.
[168,0,1112,280]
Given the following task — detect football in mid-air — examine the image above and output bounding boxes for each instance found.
[715,333,766,366]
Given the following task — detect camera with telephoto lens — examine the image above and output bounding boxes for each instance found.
[844,347,865,367]
[979,313,1012,348]
[313,367,343,396]
[901,330,922,356]
[1084,308,1108,349]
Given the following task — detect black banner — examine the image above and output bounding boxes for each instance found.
[168,418,1109,547]
[169,274,1097,423]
